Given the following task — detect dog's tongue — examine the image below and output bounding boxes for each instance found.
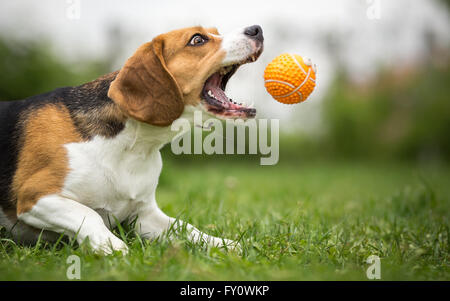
[204,73,229,104]
[204,72,246,110]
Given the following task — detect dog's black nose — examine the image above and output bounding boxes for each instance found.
[244,25,264,43]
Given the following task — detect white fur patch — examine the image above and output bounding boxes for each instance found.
[221,27,257,66]
[60,106,199,222]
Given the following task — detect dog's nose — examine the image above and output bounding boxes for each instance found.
[244,25,264,43]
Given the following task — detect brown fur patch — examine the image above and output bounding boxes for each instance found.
[13,104,83,214]
[164,27,226,105]
[108,40,185,126]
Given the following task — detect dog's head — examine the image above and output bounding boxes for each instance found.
[108,25,264,126]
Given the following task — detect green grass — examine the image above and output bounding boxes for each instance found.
[0,160,449,280]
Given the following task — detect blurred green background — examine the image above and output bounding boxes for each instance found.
[1,30,448,164]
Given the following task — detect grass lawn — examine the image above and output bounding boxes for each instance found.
[0,160,449,280]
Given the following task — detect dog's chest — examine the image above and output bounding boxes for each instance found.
[61,124,165,220]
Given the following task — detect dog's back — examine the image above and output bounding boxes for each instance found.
[0,73,124,239]
[0,91,69,241]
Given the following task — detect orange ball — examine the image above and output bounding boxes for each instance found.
[264,53,317,104]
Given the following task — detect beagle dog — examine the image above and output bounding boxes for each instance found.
[0,25,264,254]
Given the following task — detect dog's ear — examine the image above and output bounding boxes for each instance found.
[108,37,184,126]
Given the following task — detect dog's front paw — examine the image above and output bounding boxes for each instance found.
[87,233,129,255]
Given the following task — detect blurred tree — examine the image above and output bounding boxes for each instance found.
[1,30,448,164]
[440,0,450,10]
[0,37,111,101]
[321,61,450,162]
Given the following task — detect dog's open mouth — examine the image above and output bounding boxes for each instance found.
[201,53,261,119]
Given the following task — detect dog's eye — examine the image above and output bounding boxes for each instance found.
[188,34,208,46]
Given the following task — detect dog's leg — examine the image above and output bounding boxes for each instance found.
[18,194,128,255]
[134,201,240,251]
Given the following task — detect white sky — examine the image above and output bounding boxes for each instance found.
[0,0,449,133]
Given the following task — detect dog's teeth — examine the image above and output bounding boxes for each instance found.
[208,90,213,97]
